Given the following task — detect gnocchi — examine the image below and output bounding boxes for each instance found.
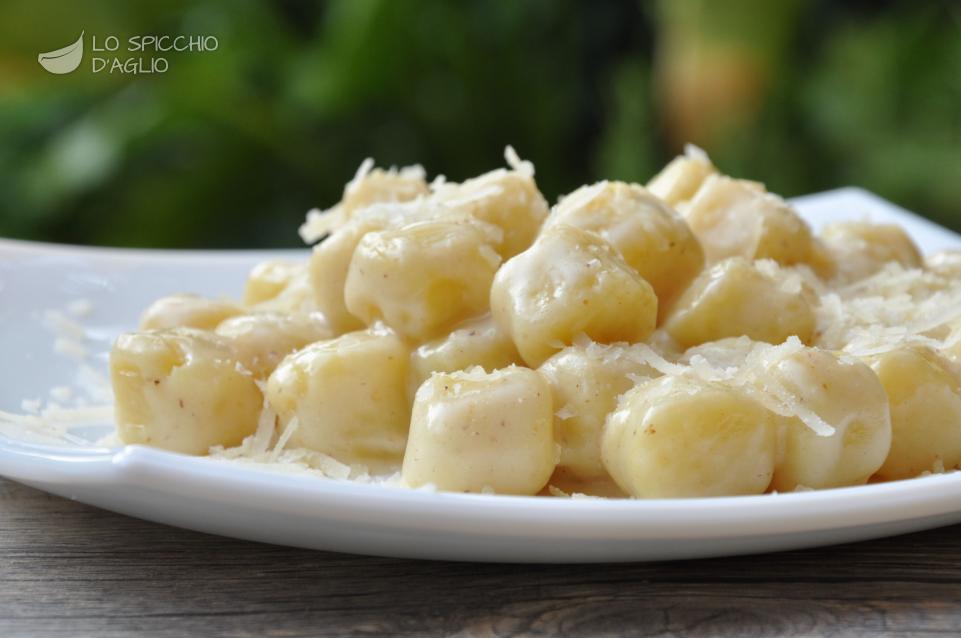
[243,260,303,306]
[664,257,816,348]
[602,375,777,498]
[308,204,421,334]
[490,224,658,367]
[646,144,716,208]
[682,174,814,267]
[103,145,961,499]
[767,348,891,491]
[539,342,657,481]
[265,328,411,471]
[409,315,521,397]
[215,312,331,378]
[869,346,961,480]
[432,159,549,258]
[820,222,922,283]
[250,267,319,316]
[344,217,502,341]
[110,328,262,455]
[140,294,241,331]
[546,181,704,318]
[339,166,430,221]
[402,366,555,495]
[299,162,428,243]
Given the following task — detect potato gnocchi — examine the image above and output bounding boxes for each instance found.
[110,146,961,498]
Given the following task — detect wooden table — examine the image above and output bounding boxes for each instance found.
[2,477,960,637]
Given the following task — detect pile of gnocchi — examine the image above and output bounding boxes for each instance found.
[110,146,961,498]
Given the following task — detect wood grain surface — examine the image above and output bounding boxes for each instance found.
[2,477,960,637]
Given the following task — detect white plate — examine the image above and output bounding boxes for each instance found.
[2,187,961,563]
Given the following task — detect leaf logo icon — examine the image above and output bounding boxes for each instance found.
[38,32,84,74]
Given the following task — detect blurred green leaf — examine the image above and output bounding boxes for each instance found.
[0,0,959,247]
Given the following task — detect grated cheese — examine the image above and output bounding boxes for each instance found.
[270,416,299,461]
[53,337,89,360]
[66,298,94,318]
[815,262,961,356]
[0,404,113,447]
[684,143,711,164]
[20,398,41,414]
[629,335,836,436]
[504,145,535,177]
[43,309,87,341]
[345,158,375,196]
[49,386,73,403]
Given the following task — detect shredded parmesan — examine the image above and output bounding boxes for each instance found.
[246,394,277,456]
[436,182,505,208]
[815,262,961,356]
[49,386,73,403]
[504,145,535,177]
[20,398,41,414]
[53,337,89,360]
[345,157,375,196]
[297,207,338,244]
[270,416,299,461]
[66,298,94,318]
[43,310,87,341]
[684,143,711,164]
[622,336,836,436]
[0,404,113,446]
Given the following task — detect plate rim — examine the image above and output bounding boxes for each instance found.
[4,441,960,540]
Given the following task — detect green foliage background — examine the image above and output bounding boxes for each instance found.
[1,0,960,248]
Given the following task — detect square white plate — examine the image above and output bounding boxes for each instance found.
[2,187,961,563]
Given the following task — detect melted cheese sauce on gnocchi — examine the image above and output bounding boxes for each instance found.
[108,145,961,498]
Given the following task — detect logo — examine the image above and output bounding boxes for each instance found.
[37,31,218,76]
[38,31,84,74]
